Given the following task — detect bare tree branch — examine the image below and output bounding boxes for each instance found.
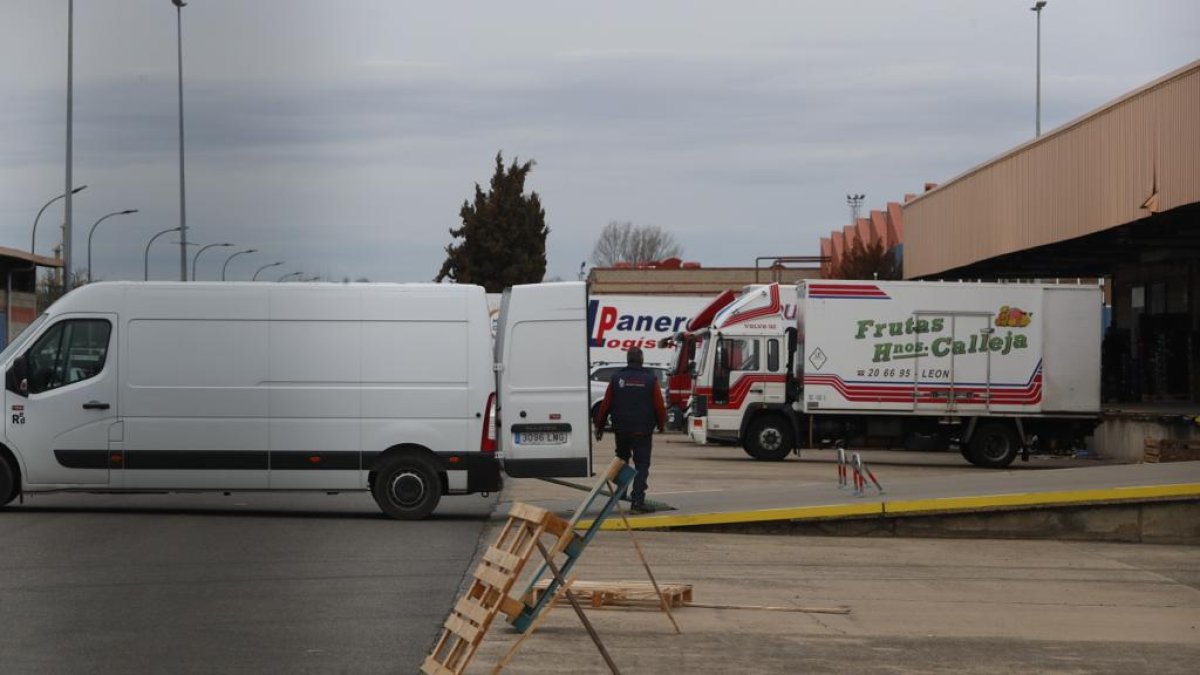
[590,221,683,267]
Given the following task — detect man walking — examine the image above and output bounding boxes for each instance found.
[594,347,666,513]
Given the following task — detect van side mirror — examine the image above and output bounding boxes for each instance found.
[6,356,29,396]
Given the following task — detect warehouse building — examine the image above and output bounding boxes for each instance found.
[588,257,821,296]
[903,60,1200,407]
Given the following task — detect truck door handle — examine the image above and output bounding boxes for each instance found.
[83,401,110,410]
[750,387,764,393]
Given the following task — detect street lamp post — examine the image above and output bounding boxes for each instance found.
[252,261,284,281]
[33,185,87,256]
[172,0,189,281]
[144,227,182,281]
[846,193,865,223]
[63,0,76,284]
[277,271,302,282]
[87,209,138,283]
[1032,1,1047,137]
[191,242,234,280]
[221,249,257,281]
[7,186,85,342]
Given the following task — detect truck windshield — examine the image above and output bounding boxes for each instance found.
[0,313,48,365]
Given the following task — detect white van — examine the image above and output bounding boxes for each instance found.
[0,281,591,519]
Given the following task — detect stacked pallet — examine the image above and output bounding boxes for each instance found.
[1144,437,1200,463]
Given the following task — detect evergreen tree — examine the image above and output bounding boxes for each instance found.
[435,152,549,292]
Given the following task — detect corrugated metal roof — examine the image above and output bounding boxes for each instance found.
[904,60,1200,279]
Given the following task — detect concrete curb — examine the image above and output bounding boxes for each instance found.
[575,482,1200,533]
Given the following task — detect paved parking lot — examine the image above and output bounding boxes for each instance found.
[472,528,1200,674]
[0,491,496,674]
[461,435,1199,674]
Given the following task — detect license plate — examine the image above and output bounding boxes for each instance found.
[515,431,568,445]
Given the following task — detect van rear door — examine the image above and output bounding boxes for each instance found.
[494,282,591,478]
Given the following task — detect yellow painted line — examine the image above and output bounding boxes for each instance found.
[574,483,1200,531]
[883,483,1200,516]
[576,502,880,531]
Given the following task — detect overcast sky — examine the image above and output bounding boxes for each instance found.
[1,1,1196,283]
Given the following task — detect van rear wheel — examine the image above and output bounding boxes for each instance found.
[372,456,441,520]
[0,458,17,507]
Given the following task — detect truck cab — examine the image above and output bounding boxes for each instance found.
[667,289,736,432]
[687,284,797,458]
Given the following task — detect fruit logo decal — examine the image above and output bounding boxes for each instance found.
[995,306,1031,328]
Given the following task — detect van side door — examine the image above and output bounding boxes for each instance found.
[4,315,117,486]
[494,283,591,478]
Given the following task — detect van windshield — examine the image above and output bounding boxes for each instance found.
[0,313,48,365]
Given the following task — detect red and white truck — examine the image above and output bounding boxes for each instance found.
[687,281,1101,467]
[664,290,737,429]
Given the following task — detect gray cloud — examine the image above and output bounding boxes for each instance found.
[2,0,1197,283]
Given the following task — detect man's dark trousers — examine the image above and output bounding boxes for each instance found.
[614,432,652,505]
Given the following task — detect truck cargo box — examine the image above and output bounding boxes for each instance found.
[797,281,1100,416]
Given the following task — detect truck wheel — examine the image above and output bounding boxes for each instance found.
[967,422,1020,469]
[372,455,441,520]
[960,447,980,466]
[0,458,16,507]
[745,416,793,461]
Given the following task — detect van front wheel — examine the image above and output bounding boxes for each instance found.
[372,456,441,520]
[0,458,17,507]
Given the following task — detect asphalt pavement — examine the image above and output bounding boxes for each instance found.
[450,436,1200,673]
[0,490,497,674]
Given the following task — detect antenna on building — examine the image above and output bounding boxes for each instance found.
[847,193,865,223]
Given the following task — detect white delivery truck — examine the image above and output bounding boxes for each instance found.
[688,281,1101,467]
[0,281,591,519]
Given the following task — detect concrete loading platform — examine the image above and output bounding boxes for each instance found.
[505,441,1200,544]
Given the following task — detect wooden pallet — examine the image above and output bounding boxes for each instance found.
[422,503,569,675]
[530,580,693,609]
[1144,437,1200,463]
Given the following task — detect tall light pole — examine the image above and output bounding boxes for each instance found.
[87,209,138,283]
[191,242,234,280]
[846,193,865,223]
[221,249,257,281]
[63,0,76,285]
[33,185,87,255]
[144,227,182,280]
[173,0,189,280]
[1032,1,1047,137]
[252,261,284,281]
[278,271,302,282]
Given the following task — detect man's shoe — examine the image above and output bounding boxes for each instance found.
[630,501,657,514]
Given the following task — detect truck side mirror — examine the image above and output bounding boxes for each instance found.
[6,356,29,396]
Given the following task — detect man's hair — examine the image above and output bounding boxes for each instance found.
[626,347,644,366]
